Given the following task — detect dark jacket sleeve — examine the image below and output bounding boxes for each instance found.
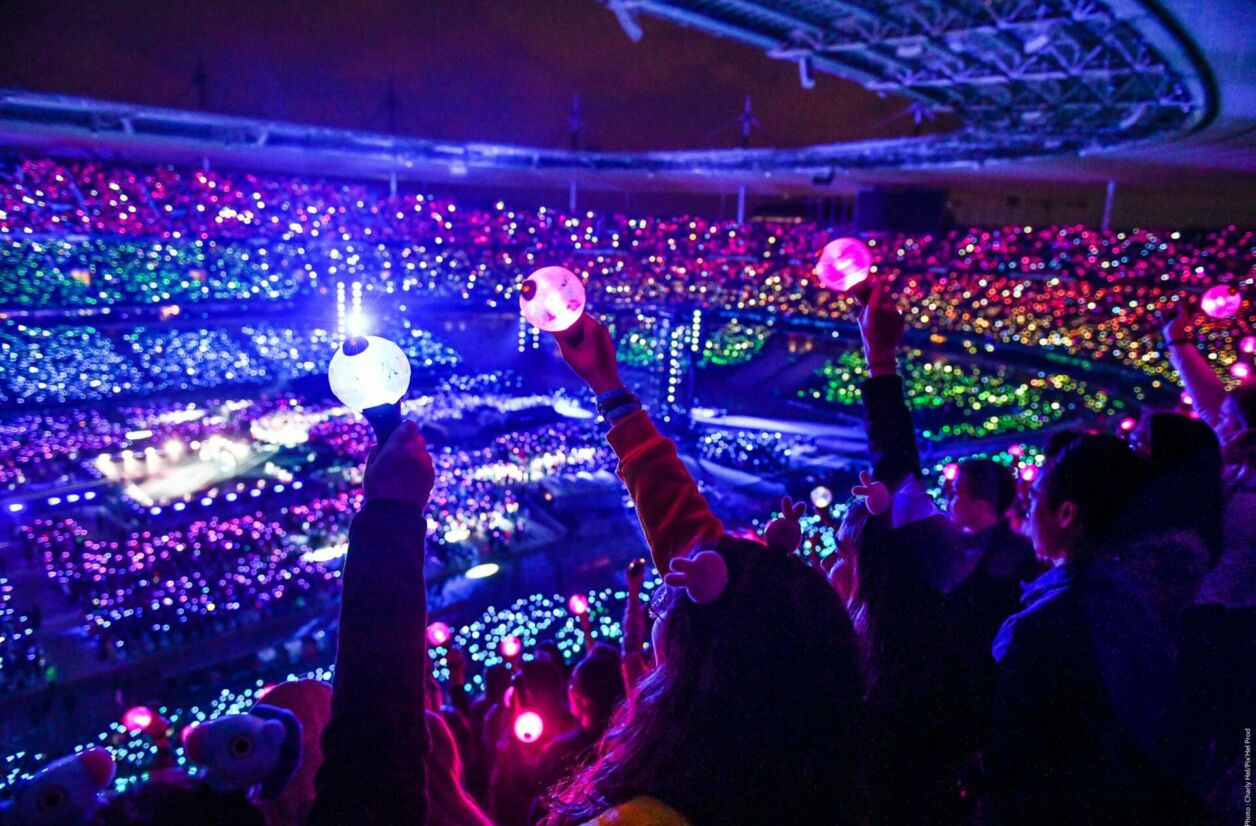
[309,498,430,826]
[861,374,923,488]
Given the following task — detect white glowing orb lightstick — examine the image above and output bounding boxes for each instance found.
[1200,285,1242,319]
[328,335,411,443]
[519,266,586,332]
[814,238,873,295]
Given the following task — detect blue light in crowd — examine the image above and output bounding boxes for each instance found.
[67,494,80,503]
[47,497,62,506]
[274,484,285,493]
[201,497,213,506]
[173,502,186,512]
[84,491,96,500]
[7,503,23,513]
[150,507,161,516]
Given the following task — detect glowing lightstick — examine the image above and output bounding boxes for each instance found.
[810,485,833,510]
[426,622,452,647]
[122,706,154,733]
[1200,285,1242,319]
[513,711,544,743]
[501,635,522,660]
[942,462,960,482]
[1240,336,1256,356]
[814,238,873,295]
[1232,362,1252,380]
[519,266,586,332]
[567,594,589,616]
[1020,465,1038,483]
[328,335,411,443]
[1119,417,1137,433]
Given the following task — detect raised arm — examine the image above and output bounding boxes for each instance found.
[858,281,922,489]
[309,420,435,826]
[1163,304,1228,434]
[555,315,724,571]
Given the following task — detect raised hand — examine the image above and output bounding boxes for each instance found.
[626,557,648,594]
[1160,301,1194,344]
[364,419,435,509]
[858,280,905,369]
[553,314,623,395]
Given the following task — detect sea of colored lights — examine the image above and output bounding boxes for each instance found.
[701,319,771,367]
[2,157,1252,387]
[0,580,657,796]
[801,349,1128,441]
[0,320,460,407]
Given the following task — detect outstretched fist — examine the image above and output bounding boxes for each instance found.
[554,314,623,395]
[364,419,435,509]
[858,280,905,364]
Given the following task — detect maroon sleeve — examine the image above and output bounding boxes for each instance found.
[606,410,724,571]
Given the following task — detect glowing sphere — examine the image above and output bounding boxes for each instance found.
[328,336,411,412]
[1200,285,1242,319]
[427,622,452,647]
[814,238,872,292]
[1119,417,1137,432]
[1020,465,1038,483]
[567,594,590,616]
[123,706,154,733]
[942,462,959,482]
[1240,336,1256,356]
[519,266,586,332]
[501,636,522,659]
[513,711,544,743]
[810,485,833,509]
[1008,444,1024,458]
[1232,362,1252,380]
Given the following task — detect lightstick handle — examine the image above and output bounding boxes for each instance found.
[363,401,403,444]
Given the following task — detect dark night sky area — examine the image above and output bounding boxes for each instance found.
[0,0,939,152]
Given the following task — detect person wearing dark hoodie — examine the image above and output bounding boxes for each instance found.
[541,314,862,826]
[979,434,1209,824]
[308,419,435,826]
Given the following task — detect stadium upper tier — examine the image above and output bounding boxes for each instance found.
[0,157,1251,385]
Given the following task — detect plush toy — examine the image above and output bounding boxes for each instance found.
[0,747,114,826]
[181,705,301,800]
[763,496,807,554]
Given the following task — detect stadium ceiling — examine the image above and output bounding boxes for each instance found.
[0,0,1217,180]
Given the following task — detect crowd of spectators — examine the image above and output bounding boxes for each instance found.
[0,319,461,407]
[2,156,1252,385]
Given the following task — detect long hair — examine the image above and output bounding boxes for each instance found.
[426,710,493,826]
[544,536,862,826]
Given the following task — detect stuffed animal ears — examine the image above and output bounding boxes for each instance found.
[763,496,807,554]
[250,705,302,801]
[851,471,891,516]
[1,748,115,826]
[663,550,729,605]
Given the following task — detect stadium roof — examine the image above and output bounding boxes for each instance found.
[0,0,1250,198]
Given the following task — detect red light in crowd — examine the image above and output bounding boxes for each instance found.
[1020,466,1038,483]
[1119,417,1137,432]
[427,622,452,647]
[123,706,154,733]
[1008,444,1024,458]
[1240,336,1256,356]
[567,594,589,616]
[942,462,959,481]
[1231,362,1252,380]
[513,711,544,743]
[501,636,522,659]
[1181,392,1193,406]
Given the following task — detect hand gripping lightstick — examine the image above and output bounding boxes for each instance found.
[815,237,875,305]
[328,335,412,444]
